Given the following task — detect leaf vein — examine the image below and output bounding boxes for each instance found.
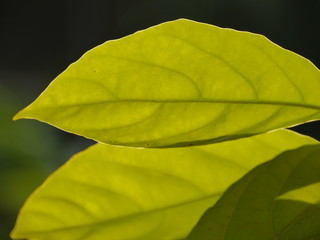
[160,33,260,99]
[93,53,203,98]
[247,40,305,102]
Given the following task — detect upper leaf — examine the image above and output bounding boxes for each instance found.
[187,144,320,240]
[11,130,317,240]
[14,19,320,147]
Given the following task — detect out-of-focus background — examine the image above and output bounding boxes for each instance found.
[1,0,319,239]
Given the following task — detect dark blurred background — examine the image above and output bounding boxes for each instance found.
[0,0,319,239]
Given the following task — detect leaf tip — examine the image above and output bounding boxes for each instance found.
[12,110,24,121]
[12,107,31,121]
[9,227,20,240]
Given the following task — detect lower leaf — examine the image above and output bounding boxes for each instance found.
[11,130,316,240]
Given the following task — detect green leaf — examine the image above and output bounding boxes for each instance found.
[277,182,320,205]
[11,130,316,240]
[14,19,320,147]
[187,144,320,240]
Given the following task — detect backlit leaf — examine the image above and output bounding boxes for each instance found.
[14,19,320,147]
[277,182,320,205]
[11,130,316,240]
[188,144,320,240]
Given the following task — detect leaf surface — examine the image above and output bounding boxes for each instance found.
[11,130,316,240]
[14,19,320,147]
[188,144,320,240]
[277,182,320,205]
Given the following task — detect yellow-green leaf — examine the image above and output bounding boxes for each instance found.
[188,144,320,240]
[14,19,320,147]
[278,182,320,205]
[11,130,317,240]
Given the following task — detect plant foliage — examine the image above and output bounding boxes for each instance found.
[14,19,320,147]
[11,19,320,240]
[187,145,320,240]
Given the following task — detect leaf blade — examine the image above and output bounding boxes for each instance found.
[187,144,320,240]
[14,19,320,147]
[11,130,317,240]
[277,182,320,205]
